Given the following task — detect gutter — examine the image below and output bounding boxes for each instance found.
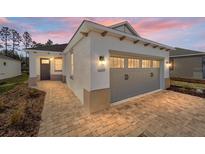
[170,53,205,58]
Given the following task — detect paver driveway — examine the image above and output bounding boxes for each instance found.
[37,81,205,137]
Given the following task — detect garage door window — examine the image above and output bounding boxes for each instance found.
[110,57,124,68]
[152,60,160,68]
[142,60,151,68]
[128,58,140,68]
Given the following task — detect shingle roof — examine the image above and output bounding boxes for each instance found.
[0,55,21,62]
[27,43,68,52]
[170,47,205,57]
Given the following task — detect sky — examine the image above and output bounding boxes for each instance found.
[1,17,205,51]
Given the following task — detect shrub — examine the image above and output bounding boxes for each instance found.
[0,81,7,85]
[10,106,25,126]
[28,89,40,98]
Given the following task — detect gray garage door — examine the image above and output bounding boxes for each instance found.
[110,56,160,103]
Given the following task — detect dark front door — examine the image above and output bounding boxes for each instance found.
[40,58,50,80]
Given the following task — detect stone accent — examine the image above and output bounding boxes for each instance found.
[37,75,40,80]
[51,74,62,81]
[62,75,66,83]
[28,77,38,86]
[165,78,170,89]
[84,88,110,113]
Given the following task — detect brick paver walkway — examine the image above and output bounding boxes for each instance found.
[37,81,205,137]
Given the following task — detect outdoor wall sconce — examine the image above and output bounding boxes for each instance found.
[98,56,106,72]
[99,56,105,65]
[50,57,53,61]
[166,61,172,67]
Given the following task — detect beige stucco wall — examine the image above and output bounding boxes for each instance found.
[28,50,64,78]
[0,58,21,80]
[89,31,170,91]
[170,56,203,79]
[64,31,170,104]
[65,37,91,103]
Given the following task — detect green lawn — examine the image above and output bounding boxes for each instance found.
[0,73,29,94]
[171,80,205,90]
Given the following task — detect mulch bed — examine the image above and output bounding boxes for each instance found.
[168,85,205,98]
[0,84,46,137]
[171,77,205,84]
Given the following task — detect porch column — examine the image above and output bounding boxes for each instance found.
[62,54,66,83]
[28,53,38,86]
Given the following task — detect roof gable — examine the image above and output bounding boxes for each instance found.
[109,21,140,37]
[64,20,175,54]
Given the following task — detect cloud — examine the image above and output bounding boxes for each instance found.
[132,18,197,37]
[32,30,73,44]
[0,17,10,24]
[2,17,205,50]
[86,17,126,26]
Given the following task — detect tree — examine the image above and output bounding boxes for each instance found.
[45,39,53,46]
[0,27,11,55]
[32,41,37,47]
[32,41,44,48]
[23,31,32,65]
[10,29,22,52]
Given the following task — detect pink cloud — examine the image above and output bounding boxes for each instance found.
[89,18,125,26]
[32,30,73,44]
[0,17,10,24]
[132,18,194,37]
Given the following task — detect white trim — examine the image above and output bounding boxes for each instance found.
[63,20,175,53]
[109,21,140,37]
[26,49,63,54]
[86,20,175,50]
[110,89,162,106]
[170,53,205,58]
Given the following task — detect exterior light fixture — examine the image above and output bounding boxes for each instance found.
[98,56,106,72]
[99,56,106,65]
[50,57,53,61]
[166,61,172,67]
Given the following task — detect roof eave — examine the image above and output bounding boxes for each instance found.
[86,20,175,51]
[170,53,205,58]
[63,20,175,53]
[26,49,63,54]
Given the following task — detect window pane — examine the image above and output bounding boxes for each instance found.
[128,58,140,68]
[54,58,62,71]
[153,60,160,68]
[71,53,74,75]
[142,60,151,68]
[42,59,49,64]
[110,57,124,68]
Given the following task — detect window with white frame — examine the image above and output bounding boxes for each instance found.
[70,52,74,78]
[142,59,151,68]
[128,58,140,68]
[110,57,124,68]
[152,60,160,68]
[54,57,63,72]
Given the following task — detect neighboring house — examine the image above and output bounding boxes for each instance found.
[27,20,174,113]
[170,47,205,80]
[0,55,21,80]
